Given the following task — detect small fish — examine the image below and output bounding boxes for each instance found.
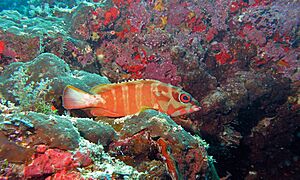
[62,79,200,117]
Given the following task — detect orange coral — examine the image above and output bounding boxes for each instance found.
[157,138,180,180]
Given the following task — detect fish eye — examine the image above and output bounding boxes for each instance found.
[110,30,115,35]
[179,93,191,103]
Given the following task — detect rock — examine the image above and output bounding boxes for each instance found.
[75,118,118,147]
[68,2,95,40]
[197,71,290,138]
[0,30,40,64]
[0,10,68,38]
[108,110,216,179]
[0,112,80,150]
[0,110,143,179]
[0,132,34,163]
[0,53,110,112]
[244,103,300,179]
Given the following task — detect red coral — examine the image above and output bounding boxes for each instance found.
[251,0,272,6]
[206,28,217,42]
[157,138,180,180]
[24,149,92,179]
[73,151,93,167]
[215,51,231,65]
[49,170,84,180]
[0,41,5,54]
[104,7,120,26]
[124,64,145,73]
[186,15,207,33]
[36,144,48,153]
[192,23,206,33]
[230,2,240,13]
[2,48,17,59]
[113,0,138,7]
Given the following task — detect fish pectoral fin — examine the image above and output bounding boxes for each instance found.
[90,108,122,117]
[139,106,157,113]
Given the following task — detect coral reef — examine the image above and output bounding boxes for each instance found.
[0,0,299,179]
[107,110,213,179]
[0,54,216,179]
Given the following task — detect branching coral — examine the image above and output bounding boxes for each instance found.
[8,66,53,113]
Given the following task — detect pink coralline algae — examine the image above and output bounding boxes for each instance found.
[0,0,298,178]
[61,0,300,85]
[144,61,181,85]
[24,148,92,179]
[0,31,40,66]
[78,0,298,84]
[243,25,266,46]
[0,39,18,67]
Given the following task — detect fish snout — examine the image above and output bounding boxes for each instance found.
[191,105,201,112]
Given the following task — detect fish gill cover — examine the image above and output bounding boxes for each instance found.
[0,0,299,179]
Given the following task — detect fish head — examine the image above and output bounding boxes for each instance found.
[154,84,201,117]
[169,89,201,117]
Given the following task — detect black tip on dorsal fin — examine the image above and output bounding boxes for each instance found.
[115,78,158,84]
[117,78,135,83]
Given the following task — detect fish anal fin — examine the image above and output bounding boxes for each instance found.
[90,108,122,117]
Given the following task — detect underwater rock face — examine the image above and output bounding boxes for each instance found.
[0,112,142,179]
[69,3,95,41]
[0,131,34,163]
[0,110,215,179]
[0,52,215,178]
[0,0,299,179]
[0,30,40,64]
[244,107,300,179]
[75,118,118,147]
[0,112,80,152]
[0,53,110,113]
[108,110,213,179]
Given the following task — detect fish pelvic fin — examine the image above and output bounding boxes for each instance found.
[63,85,95,110]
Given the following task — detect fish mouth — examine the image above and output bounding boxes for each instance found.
[191,105,201,112]
[170,105,201,117]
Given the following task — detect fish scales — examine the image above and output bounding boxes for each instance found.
[121,85,129,115]
[114,85,125,115]
[141,82,155,109]
[97,81,156,116]
[127,83,138,114]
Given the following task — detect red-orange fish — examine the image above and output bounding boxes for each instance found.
[62,79,200,117]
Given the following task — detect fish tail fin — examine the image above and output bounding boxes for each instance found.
[62,85,94,109]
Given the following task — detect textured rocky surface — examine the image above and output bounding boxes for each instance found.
[0,0,299,179]
[0,54,216,179]
[75,118,118,147]
[0,53,110,115]
[108,110,213,179]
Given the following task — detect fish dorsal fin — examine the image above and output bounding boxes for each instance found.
[90,79,162,94]
[117,78,158,83]
[90,84,114,94]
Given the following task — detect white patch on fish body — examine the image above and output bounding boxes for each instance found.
[94,94,106,104]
